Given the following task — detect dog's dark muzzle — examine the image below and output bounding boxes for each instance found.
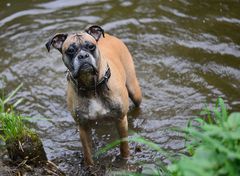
[72,62,97,79]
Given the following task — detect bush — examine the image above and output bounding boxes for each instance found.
[97,98,240,176]
[169,98,240,176]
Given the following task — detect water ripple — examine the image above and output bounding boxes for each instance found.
[0,9,54,27]
[159,5,197,19]
[103,18,140,30]
[177,40,240,57]
[37,0,106,10]
[216,17,240,24]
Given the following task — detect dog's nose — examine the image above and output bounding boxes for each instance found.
[78,52,89,59]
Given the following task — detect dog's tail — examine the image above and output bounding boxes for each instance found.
[120,45,142,107]
[127,76,142,107]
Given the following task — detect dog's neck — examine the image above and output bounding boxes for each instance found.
[67,62,111,96]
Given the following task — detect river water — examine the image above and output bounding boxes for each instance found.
[0,0,240,174]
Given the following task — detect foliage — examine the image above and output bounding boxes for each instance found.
[97,98,240,176]
[169,98,240,176]
[0,83,32,142]
[0,83,23,113]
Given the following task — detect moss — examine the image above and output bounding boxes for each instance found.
[0,84,47,164]
[6,132,47,164]
[0,113,47,164]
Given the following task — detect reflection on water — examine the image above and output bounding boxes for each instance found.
[0,0,240,173]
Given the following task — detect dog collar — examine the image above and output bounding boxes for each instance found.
[96,64,111,89]
[67,64,111,92]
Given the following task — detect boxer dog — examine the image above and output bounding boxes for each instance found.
[45,25,142,165]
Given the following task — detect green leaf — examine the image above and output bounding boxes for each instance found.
[0,134,6,142]
[13,98,24,108]
[3,83,23,104]
[227,112,240,129]
[217,97,228,121]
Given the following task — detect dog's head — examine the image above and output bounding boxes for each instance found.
[46,25,104,87]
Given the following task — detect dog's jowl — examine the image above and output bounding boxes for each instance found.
[46,25,142,165]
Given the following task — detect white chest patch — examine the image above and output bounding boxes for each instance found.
[88,98,109,119]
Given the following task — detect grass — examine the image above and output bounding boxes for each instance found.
[0,83,32,142]
[0,83,23,113]
[0,84,49,165]
[169,98,240,176]
[97,98,240,176]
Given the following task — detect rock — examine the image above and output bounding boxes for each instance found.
[6,132,47,164]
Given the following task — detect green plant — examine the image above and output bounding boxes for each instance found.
[97,98,240,176]
[169,98,240,176]
[0,83,29,142]
[0,84,47,163]
[0,112,33,142]
[0,83,23,113]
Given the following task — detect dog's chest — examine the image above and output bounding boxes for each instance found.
[74,97,118,120]
[88,98,109,118]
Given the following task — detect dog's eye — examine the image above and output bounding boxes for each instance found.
[87,44,96,51]
[66,46,76,55]
[84,42,96,51]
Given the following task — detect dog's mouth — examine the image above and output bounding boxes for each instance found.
[79,63,95,72]
[69,62,98,90]
[72,62,97,79]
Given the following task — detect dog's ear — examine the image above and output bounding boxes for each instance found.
[45,33,68,53]
[85,25,105,41]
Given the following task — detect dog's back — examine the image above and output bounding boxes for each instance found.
[98,34,142,106]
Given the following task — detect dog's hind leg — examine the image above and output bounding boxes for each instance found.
[116,115,129,158]
[79,124,94,166]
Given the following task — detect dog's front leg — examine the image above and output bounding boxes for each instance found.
[116,115,129,159]
[79,124,93,166]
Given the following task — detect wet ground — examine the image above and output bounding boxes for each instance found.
[0,0,240,175]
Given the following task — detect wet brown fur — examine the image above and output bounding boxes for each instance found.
[47,32,142,166]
